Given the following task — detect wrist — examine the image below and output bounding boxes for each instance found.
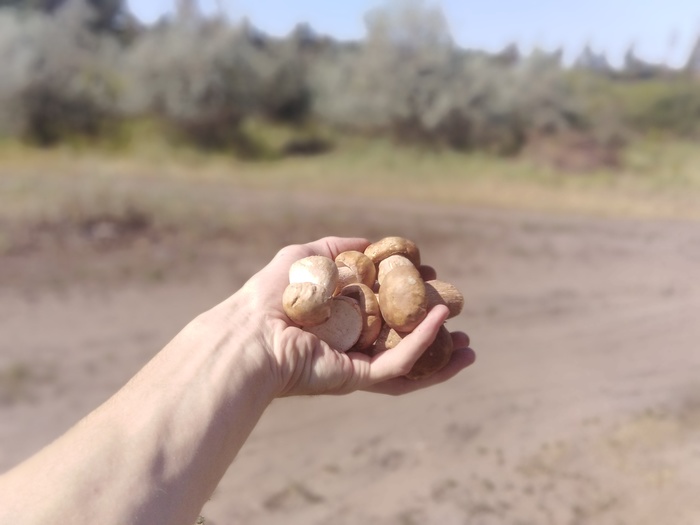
[183,292,281,407]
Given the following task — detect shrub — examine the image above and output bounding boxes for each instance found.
[309,1,585,154]
[0,3,121,145]
[622,80,700,137]
[120,18,311,151]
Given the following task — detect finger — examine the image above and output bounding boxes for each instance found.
[363,305,450,386]
[253,237,371,299]
[271,237,369,268]
[419,265,437,281]
[301,237,371,260]
[364,347,476,396]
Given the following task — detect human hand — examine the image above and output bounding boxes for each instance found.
[232,236,475,397]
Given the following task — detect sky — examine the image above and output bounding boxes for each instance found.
[127,0,700,67]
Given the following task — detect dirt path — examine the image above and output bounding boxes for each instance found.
[2,197,699,525]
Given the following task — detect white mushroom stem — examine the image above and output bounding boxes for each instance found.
[340,283,383,352]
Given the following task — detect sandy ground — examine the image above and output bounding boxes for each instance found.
[2,192,700,525]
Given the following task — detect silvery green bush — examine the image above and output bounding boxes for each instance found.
[308,0,585,153]
[119,17,309,149]
[0,0,593,154]
[0,2,121,143]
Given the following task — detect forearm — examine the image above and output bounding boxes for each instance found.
[0,296,277,525]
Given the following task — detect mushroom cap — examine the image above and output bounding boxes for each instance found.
[371,324,405,355]
[405,325,454,380]
[306,296,363,352]
[334,263,359,296]
[289,256,339,299]
[377,255,416,286]
[341,283,383,351]
[282,282,332,327]
[335,251,377,288]
[364,237,421,267]
[425,280,465,319]
[378,266,427,332]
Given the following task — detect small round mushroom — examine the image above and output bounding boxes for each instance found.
[377,255,416,286]
[425,280,465,319]
[282,282,332,327]
[378,265,427,332]
[364,236,421,267]
[335,251,377,289]
[306,296,363,352]
[371,323,405,355]
[289,256,339,299]
[340,283,383,352]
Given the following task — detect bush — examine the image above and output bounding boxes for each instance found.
[0,3,121,145]
[0,0,698,159]
[308,1,586,154]
[622,80,700,137]
[120,18,311,151]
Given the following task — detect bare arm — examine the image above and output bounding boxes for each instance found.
[0,237,475,525]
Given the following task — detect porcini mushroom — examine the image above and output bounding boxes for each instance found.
[335,251,377,289]
[364,236,421,267]
[340,283,383,352]
[283,256,339,327]
[372,323,405,355]
[288,256,339,298]
[378,265,427,332]
[377,255,416,286]
[282,282,332,327]
[306,296,363,352]
[425,280,465,319]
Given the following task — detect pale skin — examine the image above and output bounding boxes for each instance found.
[0,237,476,525]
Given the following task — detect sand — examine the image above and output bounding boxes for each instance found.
[2,194,699,524]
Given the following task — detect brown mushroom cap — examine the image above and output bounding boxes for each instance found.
[364,237,421,267]
[425,280,465,319]
[378,266,427,332]
[307,296,363,352]
[377,255,416,286]
[418,265,438,282]
[371,324,405,355]
[341,283,383,352]
[289,256,339,299]
[406,325,454,380]
[334,263,359,295]
[282,282,332,327]
[335,251,377,288]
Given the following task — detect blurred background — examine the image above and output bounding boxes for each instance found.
[1,1,700,524]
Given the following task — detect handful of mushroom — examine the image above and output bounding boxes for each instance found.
[282,237,465,380]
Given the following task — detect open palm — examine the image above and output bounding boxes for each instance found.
[241,236,475,397]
